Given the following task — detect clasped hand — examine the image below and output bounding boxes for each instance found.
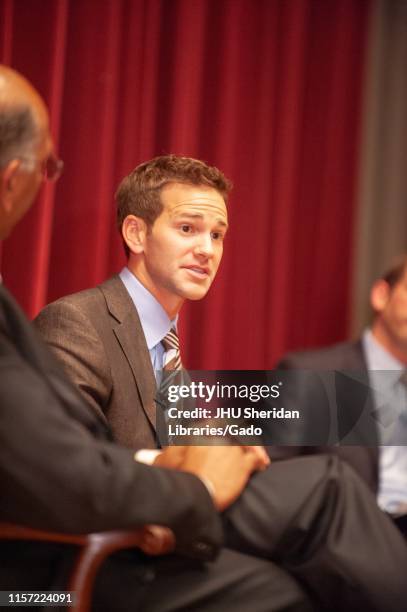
[138,445,270,555]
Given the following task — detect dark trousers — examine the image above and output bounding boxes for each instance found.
[94,549,312,612]
[97,455,406,612]
[224,455,407,612]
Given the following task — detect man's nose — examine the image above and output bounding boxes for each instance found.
[194,233,214,257]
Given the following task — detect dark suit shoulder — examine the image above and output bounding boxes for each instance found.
[278,340,365,370]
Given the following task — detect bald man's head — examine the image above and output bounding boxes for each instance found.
[0,65,49,168]
[0,65,51,239]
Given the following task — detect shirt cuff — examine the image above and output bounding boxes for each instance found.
[199,476,216,499]
[134,449,162,465]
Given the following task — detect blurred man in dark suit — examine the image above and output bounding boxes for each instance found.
[275,256,407,538]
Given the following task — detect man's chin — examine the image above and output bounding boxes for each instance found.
[178,283,211,301]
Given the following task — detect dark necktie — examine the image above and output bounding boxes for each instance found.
[399,370,407,425]
[399,370,407,388]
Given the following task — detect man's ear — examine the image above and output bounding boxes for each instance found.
[121,214,148,255]
[0,159,21,211]
[370,279,390,314]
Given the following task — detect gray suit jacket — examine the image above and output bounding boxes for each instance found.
[35,275,159,449]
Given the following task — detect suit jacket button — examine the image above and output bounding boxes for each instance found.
[194,541,210,554]
[142,568,155,583]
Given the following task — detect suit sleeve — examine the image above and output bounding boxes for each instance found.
[0,328,222,561]
[34,300,111,426]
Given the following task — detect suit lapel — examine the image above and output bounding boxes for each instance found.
[344,341,366,369]
[99,276,158,433]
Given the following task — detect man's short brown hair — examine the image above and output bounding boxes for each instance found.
[380,255,407,289]
[116,155,232,255]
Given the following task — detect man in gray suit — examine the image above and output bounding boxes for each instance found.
[35,155,230,449]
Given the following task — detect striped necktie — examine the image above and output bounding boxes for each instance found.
[162,328,182,372]
[160,328,182,395]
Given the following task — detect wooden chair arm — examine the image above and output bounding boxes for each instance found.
[0,522,144,612]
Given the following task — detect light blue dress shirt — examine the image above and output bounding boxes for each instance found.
[362,330,407,515]
[119,267,178,378]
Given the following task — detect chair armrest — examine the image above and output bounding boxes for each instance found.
[0,523,144,612]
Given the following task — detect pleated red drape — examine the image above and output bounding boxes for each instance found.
[0,0,371,368]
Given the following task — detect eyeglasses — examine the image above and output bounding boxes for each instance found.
[42,153,64,182]
[20,152,64,182]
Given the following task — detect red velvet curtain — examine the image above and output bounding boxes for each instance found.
[0,0,371,368]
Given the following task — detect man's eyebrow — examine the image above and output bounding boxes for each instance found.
[215,219,228,229]
[172,212,204,219]
[171,212,228,228]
